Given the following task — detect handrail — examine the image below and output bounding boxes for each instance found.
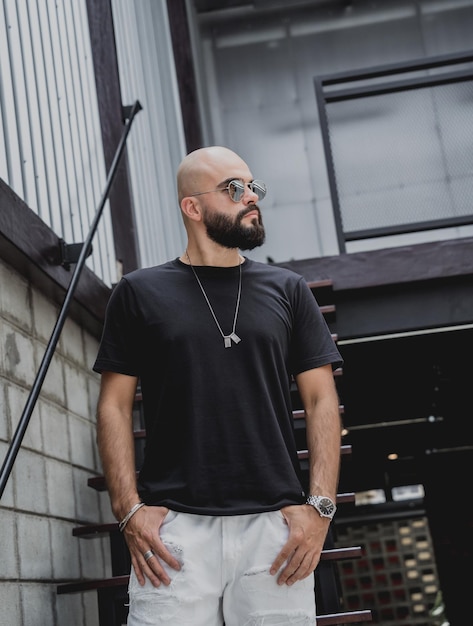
[0,100,143,499]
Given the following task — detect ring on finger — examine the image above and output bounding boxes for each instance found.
[144,550,155,562]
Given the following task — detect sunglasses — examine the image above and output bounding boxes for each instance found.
[191,179,267,203]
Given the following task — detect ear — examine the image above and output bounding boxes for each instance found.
[180,196,202,222]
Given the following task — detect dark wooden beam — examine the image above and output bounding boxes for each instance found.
[277,238,473,291]
[166,0,204,152]
[278,239,473,339]
[86,0,140,274]
[0,178,110,339]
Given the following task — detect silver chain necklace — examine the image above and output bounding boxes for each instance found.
[186,251,242,348]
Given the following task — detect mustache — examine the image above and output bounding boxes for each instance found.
[237,204,261,221]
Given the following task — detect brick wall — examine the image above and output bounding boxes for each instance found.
[0,257,113,626]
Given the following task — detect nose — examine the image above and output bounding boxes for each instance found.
[243,183,259,203]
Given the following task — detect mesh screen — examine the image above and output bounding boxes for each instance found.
[325,81,473,234]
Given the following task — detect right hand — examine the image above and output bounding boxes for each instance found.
[123,505,181,587]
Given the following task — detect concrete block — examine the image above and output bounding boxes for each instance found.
[87,374,100,427]
[0,508,18,577]
[50,518,81,579]
[8,382,43,452]
[30,288,58,344]
[79,530,106,579]
[0,320,4,373]
[19,582,56,626]
[2,323,36,387]
[0,582,21,626]
[46,457,76,519]
[83,589,100,626]
[55,591,85,626]
[41,350,66,406]
[83,330,100,372]
[98,499,115,525]
[98,492,115,524]
[64,361,89,419]
[68,413,95,470]
[0,441,15,508]
[0,261,32,331]
[0,378,9,441]
[73,466,101,523]
[17,514,53,579]
[13,448,48,514]
[59,316,85,366]
[102,535,113,578]
[40,399,71,462]
[91,427,101,473]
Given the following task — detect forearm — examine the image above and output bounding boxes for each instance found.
[97,404,138,520]
[96,371,140,520]
[305,394,341,498]
[296,365,342,499]
[273,367,341,584]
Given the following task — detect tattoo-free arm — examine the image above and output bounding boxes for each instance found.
[96,371,180,586]
[96,371,140,520]
[298,364,342,501]
[270,364,341,585]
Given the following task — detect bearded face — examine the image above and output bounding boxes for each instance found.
[202,205,266,250]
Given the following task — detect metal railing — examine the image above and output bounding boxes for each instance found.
[0,100,142,499]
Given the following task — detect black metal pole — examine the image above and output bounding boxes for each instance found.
[0,100,142,500]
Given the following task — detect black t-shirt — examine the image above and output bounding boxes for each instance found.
[93,258,343,515]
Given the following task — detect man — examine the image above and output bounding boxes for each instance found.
[94,146,343,625]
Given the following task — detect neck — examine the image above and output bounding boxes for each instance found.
[181,245,243,267]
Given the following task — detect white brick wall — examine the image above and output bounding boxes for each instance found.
[0,257,113,626]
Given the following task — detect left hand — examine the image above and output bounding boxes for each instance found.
[270,504,330,585]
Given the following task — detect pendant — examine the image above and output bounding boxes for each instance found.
[230,332,241,344]
[224,333,241,348]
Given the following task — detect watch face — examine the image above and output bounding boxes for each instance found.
[318,497,335,515]
[306,495,336,518]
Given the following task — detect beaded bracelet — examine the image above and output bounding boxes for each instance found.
[118,502,145,532]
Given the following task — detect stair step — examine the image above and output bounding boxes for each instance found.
[319,304,336,316]
[317,610,372,625]
[293,406,344,418]
[298,445,352,459]
[319,303,336,322]
[320,546,363,561]
[57,575,129,594]
[307,278,333,290]
[73,522,119,538]
[306,279,338,312]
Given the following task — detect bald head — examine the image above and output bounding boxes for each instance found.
[177,146,250,204]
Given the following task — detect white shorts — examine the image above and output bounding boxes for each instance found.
[127,510,316,625]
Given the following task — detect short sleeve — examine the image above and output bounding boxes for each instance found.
[289,278,343,375]
[93,278,142,376]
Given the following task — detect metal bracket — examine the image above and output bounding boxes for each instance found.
[59,238,93,271]
[122,101,143,121]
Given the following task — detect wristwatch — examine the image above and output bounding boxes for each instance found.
[306,495,337,520]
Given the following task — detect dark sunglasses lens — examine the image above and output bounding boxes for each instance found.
[228,179,266,201]
[251,180,266,201]
[228,180,245,202]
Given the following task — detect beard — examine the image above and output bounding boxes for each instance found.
[202,205,266,250]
